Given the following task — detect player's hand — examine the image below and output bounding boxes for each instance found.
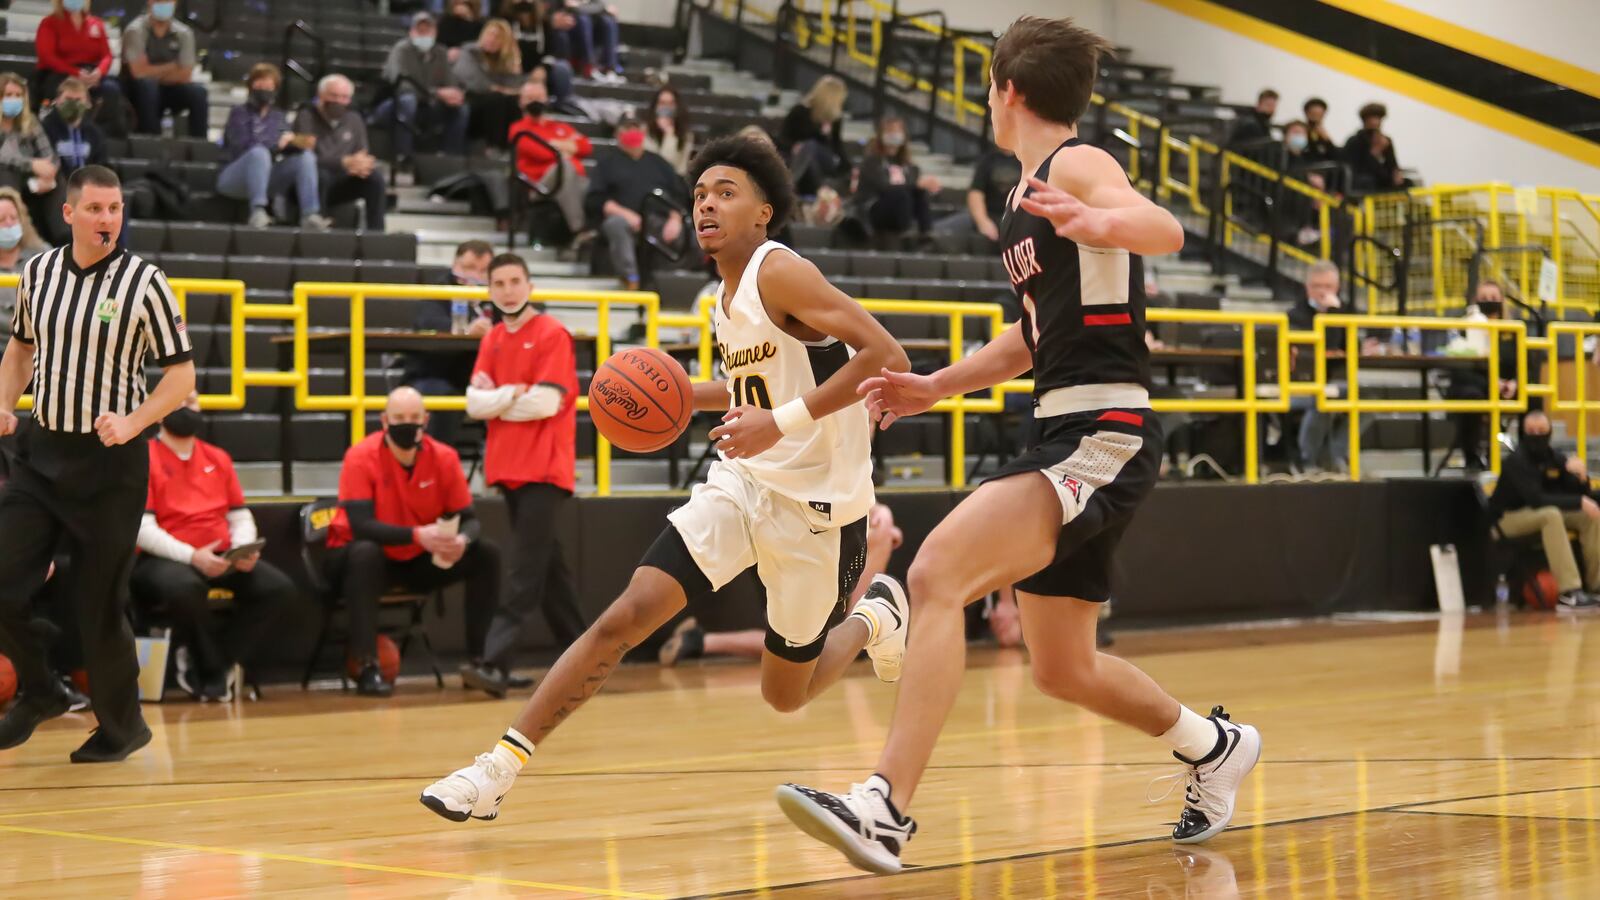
[1583,496,1600,520]
[0,408,16,437]
[858,367,942,431]
[434,535,468,566]
[1018,176,1112,246]
[94,412,141,446]
[708,405,782,459]
[191,541,232,579]
[413,523,450,555]
[233,551,260,574]
[470,371,496,391]
[1567,456,1588,479]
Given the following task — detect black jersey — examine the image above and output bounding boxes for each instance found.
[999,138,1150,397]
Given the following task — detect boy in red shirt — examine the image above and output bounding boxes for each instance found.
[34,1,122,108]
[459,253,582,696]
[328,386,503,697]
[129,391,296,701]
[508,78,590,236]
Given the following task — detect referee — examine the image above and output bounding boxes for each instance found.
[0,165,194,763]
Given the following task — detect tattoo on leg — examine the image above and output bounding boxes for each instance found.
[533,640,632,742]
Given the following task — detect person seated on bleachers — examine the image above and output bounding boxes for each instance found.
[643,86,694,175]
[0,75,67,246]
[217,63,330,231]
[326,387,503,697]
[1229,88,1277,148]
[34,0,123,120]
[454,18,526,151]
[1344,102,1406,193]
[377,11,471,162]
[586,113,686,290]
[1490,410,1600,610]
[1281,121,1326,247]
[120,0,208,139]
[544,1,624,84]
[440,0,487,56]
[294,74,387,231]
[1443,280,1515,474]
[508,77,591,240]
[129,391,298,701]
[499,1,577,102]
[779,75,849,199]
[848,113,940,249]
[0,187,48,345]
[406,238,495,445]
[40,78,107,181]
[1288,260,1353,474]
[933,145,1018,245]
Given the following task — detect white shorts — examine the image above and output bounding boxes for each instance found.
[665,461,868,660]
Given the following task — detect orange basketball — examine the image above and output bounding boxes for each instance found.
[589,347,693,453]
[0,654,15,705]
[1523,570,1560,610]
[347,634,402,682]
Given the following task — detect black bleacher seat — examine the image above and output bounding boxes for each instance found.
[809,249,849,276]
[162,253,228,280]
[228,256,293,293]
[234,227,298,258]
[301,229,359,259]
[897,254,944,280]
[787,224,832,249]
[359,233,418,262]
[655,271,708,311]
[127,221,166,254]
[358,260,419,284]
[964,282,1012,303]
[174,162,221,194]
[945,257,990,281]
[852,253,897,278]
[913,280,965,302]
[128,135,172,162]
[113,158,151,182]
[166,221,231,255]
[294,259,358,285]
[188,143,223,164]
[861,278,915,300]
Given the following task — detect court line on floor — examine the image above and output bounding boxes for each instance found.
[1391,808,1600,824]
[0,822,667,900]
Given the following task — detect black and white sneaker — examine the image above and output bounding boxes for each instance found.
[1556,590,1600,611]
[776,774,916,874]
[1153,706,1262,844]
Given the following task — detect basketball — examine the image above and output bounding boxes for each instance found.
[1522,570,1559,610]
[589,347,694,453]
[0,654,15,705]
[347,634,401,682]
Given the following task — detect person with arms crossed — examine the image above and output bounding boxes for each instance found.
[778,18,1261,874]
[419,134,912,822]
[0,164,194,762]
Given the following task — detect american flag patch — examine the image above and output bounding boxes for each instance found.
[174,315,186,332]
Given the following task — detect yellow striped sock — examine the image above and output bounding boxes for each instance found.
[852,605,882,644]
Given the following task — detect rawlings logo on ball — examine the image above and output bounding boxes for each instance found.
[592,378,650,420]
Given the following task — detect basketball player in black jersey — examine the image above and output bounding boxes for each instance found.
[778,17,1261,874]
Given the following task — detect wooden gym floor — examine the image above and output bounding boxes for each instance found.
[1,611,1597,898]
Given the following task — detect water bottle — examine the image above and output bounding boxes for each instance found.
[1407,326,1423,356]
[450,300,471,334]
[1390,327,1405,355]
[1495,575,1510,606]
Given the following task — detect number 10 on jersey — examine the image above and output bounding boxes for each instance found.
[731,374,773,410]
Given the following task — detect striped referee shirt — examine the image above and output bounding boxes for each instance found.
[9,247,193,434]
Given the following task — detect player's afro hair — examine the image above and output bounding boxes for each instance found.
[687,133,796,232]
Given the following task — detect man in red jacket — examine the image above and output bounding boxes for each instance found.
[129,391,297,701]
[34,1,122,111]
[327,386,502,697]
[508,78,590,237]
[459,253,583,696]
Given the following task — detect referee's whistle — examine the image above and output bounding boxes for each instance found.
[98,231,112,245]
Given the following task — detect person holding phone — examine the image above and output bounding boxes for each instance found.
[128,391,297,702]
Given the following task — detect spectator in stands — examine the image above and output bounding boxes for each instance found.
[549,1,624,84]
[780,75,849,198]
[0,75,66,245]
[0,187,47,346]
[1344,102,1405,193]
[40,77,106,180]
[499,1,577,101]
[509,77,591,237]
[326,387,503,696]
[1302,97,1337,164]
[34,0,122,116]
[587,113,686,290]
[643,86,694,175]
[294,74,387,231]
[406,239,495,445]
[934,146,1020,245]
[1288,260,1352,473]
[217,63,330,231]
[440,0,486,54]
[1282,121,1326,246]
[850,113,940,248]
[121,0,208,139]
[1229,88,1277,147]
[129,391,297,702]
[454,18,526,151]
[1491,410,1600,609]
[460,252,584,695]
[1444,280,1515,473]
[378,11,471,161]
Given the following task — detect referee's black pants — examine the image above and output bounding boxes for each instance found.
[0,425,148,742]
[481,482,584,671]
[325,538,502,664]
[129,557,298,680]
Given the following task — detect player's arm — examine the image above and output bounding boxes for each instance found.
[710,253,909,458]
[1020,146,1184,257]
[693,379,730,411]
[858,322,1031,431]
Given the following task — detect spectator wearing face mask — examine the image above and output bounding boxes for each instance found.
[294,74,386,231]
[217,63,329,231]
[585,114,686,290]
[406,239,496,445]
[850,113,940,247]
[1490,410,1600,610]
[0,187,47,347]
[508,77,591,237]
[1443,280,1516,473]
[40,77,106,180]
[643,86,694,175]
[377,12,471,161]
[0,74,67,245]
[1280,121,1327,246]
[440,0,485,54]
[34,0,123,115]
[121,0,209,138]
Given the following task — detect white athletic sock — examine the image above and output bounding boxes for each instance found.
[847,603,883,645]
[491,727,533,774]
[1160,706,1222,763]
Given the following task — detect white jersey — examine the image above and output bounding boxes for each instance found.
[711,240,874,526]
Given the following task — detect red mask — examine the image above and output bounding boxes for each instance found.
[618,129,645,150]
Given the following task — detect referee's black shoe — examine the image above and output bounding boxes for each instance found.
[0,683,72,750]
[70,724,153,764]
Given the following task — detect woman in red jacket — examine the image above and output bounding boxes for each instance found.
[34,0,122,110]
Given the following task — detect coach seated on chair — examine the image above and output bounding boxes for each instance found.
[1489,410,1600,610]
[325,386,502,697]
[129,392,297,701]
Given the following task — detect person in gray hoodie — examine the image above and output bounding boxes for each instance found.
[374,11,470,160]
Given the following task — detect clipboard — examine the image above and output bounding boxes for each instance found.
[223,540,266,562]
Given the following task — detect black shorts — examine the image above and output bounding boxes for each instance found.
[986,407,1163,601]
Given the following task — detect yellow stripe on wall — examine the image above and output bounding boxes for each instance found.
[1318,0,1600,100]
[1140,0,1600,171]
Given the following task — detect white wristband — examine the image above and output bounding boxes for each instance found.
[772,397,816,435]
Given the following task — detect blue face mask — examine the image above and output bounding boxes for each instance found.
[0,225,23,250]
[1,98,23,119]
[151,1,177,21]
[1287,133,1308,152]
[62,0,87,11]
[411,34,437,53]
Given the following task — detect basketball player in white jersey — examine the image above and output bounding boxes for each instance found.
[420,134,913,823]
